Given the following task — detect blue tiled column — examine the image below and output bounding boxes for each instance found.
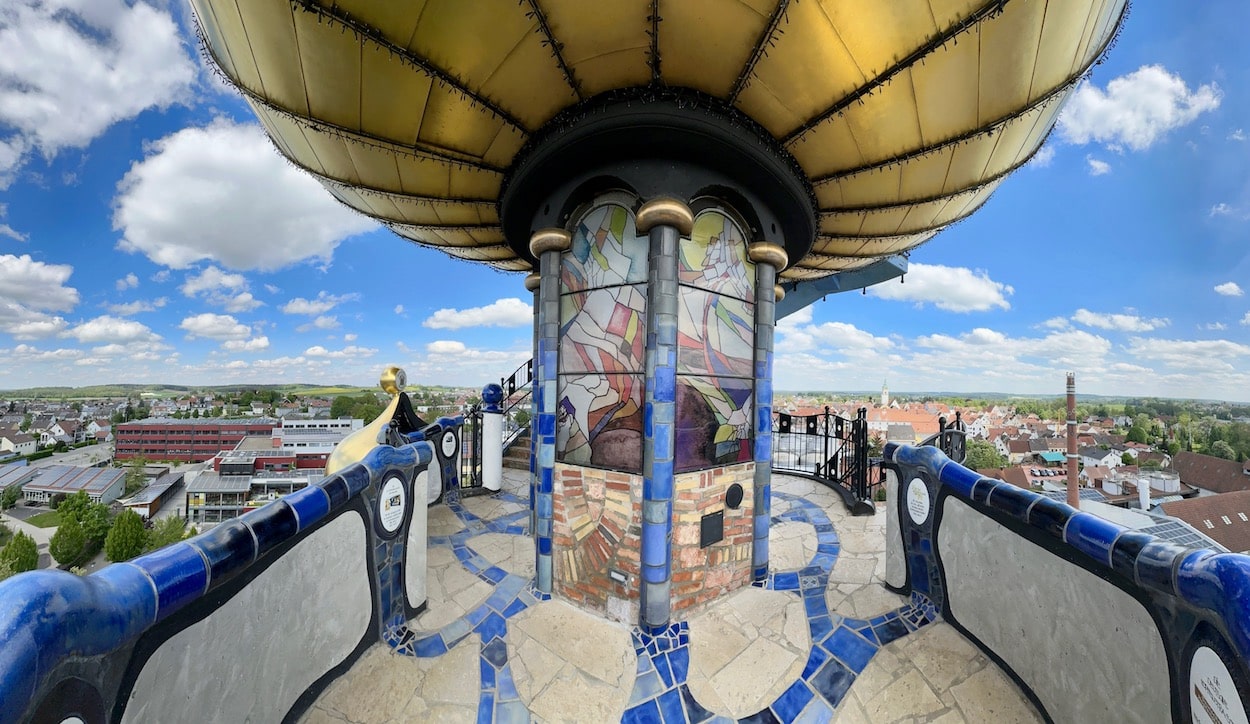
[529,230,571,594]
[748,242,787,582]
[636,198,692,633]
[525,272,540,542]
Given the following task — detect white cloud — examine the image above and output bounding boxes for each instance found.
[394,304,405,315]
[222,336,270,352]
[0,0,196,185]
[113,120,377,270]
[1210,203,1235,217]
[3,343,83,362]
[0,223,25,243]
[304,344,378,359]
[427,340,467,355]
[181,266,247,297]
[1041,317,1070,330]
[64,315,161,344]
[1072,308,1169,333]
[1028,145,1055,168]
[1215,282,1245,297]
[282,291,358,315]
[1058,65,1221,151]
[1127,337,1250,369]
[867,263,1012,312]
[1242,312,1250,327]
[1230,129,1246,142]
[423,298,533,329]
[179,313,250,340]
[296,315,339,332]
[1203,322,1227,331]
[222,292,263,313]
[115,273,139,291]
[108,297,167,315]
[0,253,78,337]
[151,270,170,283]
[344,333,358,342]
[1086,156,1111,176]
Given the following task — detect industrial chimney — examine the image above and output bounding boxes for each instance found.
[1067,373,1079,508]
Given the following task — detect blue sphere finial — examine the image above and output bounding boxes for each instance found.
[482,383,504,411]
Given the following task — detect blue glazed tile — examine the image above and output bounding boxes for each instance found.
[444,616,473,644]
[630,671,664,704]
[1064,513,1122,567]
[239,500,298,559]
[466,606,490,626]
[804,595,829,618]
[822,626,876,672]
[773,571,799,590]
[477,612,507,642]
[800,646,830,679]
[793,698,836,724]
[623,700,662,724]
[496,666,520,701]
[482,637,508,668]
[341,464,371,496]
[653,651,674,687]
[969,477,998,505]
[84,563,160,639]
[188,519,255,590]
[657,687,685,723]
[476,693,493,724]
[320,475,350,509]
[808,615,834,642]
[986,483,1035,521]
[772,680,815,722]
[414,635,447,657]
[495,700,529,723]
[1111,531,1153,581]
[939,462,982,498]
[130,542,207,622]
[740,707,781,723]
[1028,497,1073,539]
[872,617,910,647]
[479,657,497,689]
[482,566,507,584]
[669,648,689,684]
[284,485,331,531]
[809,659,856,707]
[503,598,528,618]
[680,684,715,723]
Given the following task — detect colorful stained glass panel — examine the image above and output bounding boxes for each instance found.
[676,288,753,378]
[561,204,648,293]
[557,373,644,473]
[560,286,646,374]
[679,210,754,301]
[674,375,753,473]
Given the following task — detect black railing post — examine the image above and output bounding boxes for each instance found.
[822,406,830,480]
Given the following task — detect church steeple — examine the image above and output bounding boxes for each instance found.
[881,379,890,408]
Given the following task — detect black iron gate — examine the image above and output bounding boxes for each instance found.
[458,359,533,494]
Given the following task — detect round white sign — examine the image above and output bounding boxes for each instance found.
[1191,646,1249,724]
[906,477,930,525]
[441,429,458,458]
[378,474,407,534]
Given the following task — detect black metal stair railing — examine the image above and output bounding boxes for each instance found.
[459,359,533,492]
[918,411,968,465]
[772,406,875,514]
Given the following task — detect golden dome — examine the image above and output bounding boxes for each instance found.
[190,0,1126,280]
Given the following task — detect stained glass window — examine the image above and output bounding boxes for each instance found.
[675,209,756,472]
[557,203,646,473]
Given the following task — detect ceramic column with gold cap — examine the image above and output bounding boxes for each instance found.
[749,242,788,581]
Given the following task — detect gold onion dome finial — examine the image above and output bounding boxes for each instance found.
[380,365,406,397]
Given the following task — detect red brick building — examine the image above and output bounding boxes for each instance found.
[114,418,277,462]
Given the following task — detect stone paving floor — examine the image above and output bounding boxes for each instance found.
[303,471,1039,723]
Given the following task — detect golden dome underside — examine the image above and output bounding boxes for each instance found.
[191,0,1126,278]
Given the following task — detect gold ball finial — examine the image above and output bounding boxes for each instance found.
[380,366,406,396]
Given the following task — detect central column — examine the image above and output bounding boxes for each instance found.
[635,197,692,633]
[748,242,787,581]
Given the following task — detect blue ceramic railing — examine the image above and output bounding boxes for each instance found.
[0,438,434,724]
[884,442,1250,723]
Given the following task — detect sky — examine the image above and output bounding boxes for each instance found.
[1,1,1248,402]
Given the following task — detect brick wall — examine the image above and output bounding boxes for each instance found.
[671,463,755,614]
[551,463,643,623]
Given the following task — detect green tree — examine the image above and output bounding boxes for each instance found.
[0,557,13,582]
[57,490,91,523]
[1121,452,1134,466]
[963,439,1006,470]
[19,413,31,432]
[145,516,187,552]
[105,510,147,562]
[0,530,39,573]
[0,486,20,510]
[124,458,149,496]
[330,395,354,418]
[1211,440,1237,460]
[49,515,88,568]
[1126,426,1148,444]
[81,502,113,545]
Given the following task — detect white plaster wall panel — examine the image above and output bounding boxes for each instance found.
[884,467,905,588]
[406,480,429,608]
[122,512,371,724]
[938,498,1170,724]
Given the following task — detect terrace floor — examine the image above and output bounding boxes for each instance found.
[301,470,1040,723]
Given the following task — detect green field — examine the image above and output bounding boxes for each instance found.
[26,510,61,528]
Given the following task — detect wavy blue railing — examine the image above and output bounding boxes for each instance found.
[0,440,431,724]
[885,442,1250,720]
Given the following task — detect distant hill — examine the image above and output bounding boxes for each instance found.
[0,382,464,399]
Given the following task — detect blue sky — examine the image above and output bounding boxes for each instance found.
[1,1,1248,401]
